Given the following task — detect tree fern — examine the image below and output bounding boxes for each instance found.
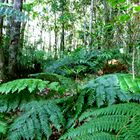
[79,103,140,121]
[0,79,49,94]
[118,74,140,94]
[83,74,140,107]
[45,48,109,76]
[58,74,140,131]
[8,100,65,140]
[0,79,61,112]
[0,92,42,113]
[1,74,140,139]
[60,103,140,140]
[29,72,75,94]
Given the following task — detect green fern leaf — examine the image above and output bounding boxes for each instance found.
[118,74,140,93]
[60,115,128,139]
[0,79,49,94]
[9,100,65,140]
[61,103,140,140]
[75,132,116,140]
[79,103,140,122]
[0,120,7,134]
[83,74,140,107]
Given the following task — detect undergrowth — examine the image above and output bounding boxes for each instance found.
[0,73,140,139]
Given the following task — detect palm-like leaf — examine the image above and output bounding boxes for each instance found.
[9,100,65,140]
[60,103,140,140]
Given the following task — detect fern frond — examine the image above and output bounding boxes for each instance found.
[74,132,116,140]
[0,78,65,129]
[30,72,75,94]
[60,103,140,140]
[118,115,140,140]
[79,103,140,122]
[83,74,140,107]
[9,100,65,140]
[60,115,129,139]
[29,72,61,82]
[118,74,140,94]
[45,48,106,76]
[0,91,43,113]
[0,79,49,94]
[0,120,7,135]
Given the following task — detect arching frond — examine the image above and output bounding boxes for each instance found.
[0,79,49,94]
[83,74,140,107]
[60,103,140,140]
[9,100,65,140]
[0,79,61,112]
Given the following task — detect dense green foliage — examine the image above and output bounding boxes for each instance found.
[0,73,140,139]
[46,48,126,78]
[0,0,140,139]
[9,100,64,140]
[60,103,140,140]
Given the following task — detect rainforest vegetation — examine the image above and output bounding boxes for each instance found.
[0,0,140,139]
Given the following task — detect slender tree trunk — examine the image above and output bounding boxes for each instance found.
[102,0,112,49]
[132,46,135,79]
[0,48,4,82]
[83,6,87,46]
[54,13,58,58]
[89,0,94,46]
[48,29,51,52]
[8,0,22,79]
[20,22,26,49]
[60,23,65,52]
[60,0,65,54]
[0,0,5,81]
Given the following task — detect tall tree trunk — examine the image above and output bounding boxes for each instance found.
[60,0,65,54]
[102,0,112,49]
[89,0,94,46]
[8,0,22,79]
[0,49,4,82]
[54,13,58,58]
[0,0,5,82]
[83,6,87,46]
[48,29,52,52]
[20,22,26,49]
[60,23,65,52]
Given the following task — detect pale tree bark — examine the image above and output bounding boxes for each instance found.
[83,6,87,46]
[102,0,112,49]
[60,20,65,53]
[47,20,52,52]
[20,22,26,49]
[48,30,52,52]
[60,0,65,54]
[54,13,58,58]
[132,47,135,79]
[89,0,96,46]
[0,0,5,82]
[8,0,22,79]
